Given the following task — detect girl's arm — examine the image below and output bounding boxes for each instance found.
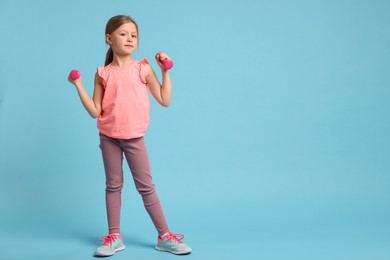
[68,72,104,118]
[145,53,172,107]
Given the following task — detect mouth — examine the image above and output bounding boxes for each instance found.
[125,45,134,48]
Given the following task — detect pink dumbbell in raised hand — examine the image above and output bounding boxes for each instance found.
[69,70,80,80]
[156,52,173,70]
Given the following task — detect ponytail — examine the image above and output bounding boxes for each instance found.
[105,46,114,66]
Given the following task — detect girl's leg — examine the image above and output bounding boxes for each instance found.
[99,133,124,234]
[121,137,169,236]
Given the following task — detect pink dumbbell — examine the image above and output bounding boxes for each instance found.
[69,70,80,80]
[156,52,174,70]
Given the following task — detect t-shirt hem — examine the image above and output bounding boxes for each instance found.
[98,129,146,140]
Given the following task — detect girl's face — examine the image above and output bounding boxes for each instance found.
[106,22,138,56]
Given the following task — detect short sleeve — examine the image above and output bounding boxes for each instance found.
[97,66,108,88]
[138,59,149,84]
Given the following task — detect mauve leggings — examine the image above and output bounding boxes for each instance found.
[99,133,169,236]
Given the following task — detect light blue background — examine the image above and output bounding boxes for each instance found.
[0,0,389,259]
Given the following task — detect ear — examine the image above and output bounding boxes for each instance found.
[106,34,112,45]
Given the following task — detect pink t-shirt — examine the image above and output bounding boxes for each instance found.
[97,59,150,139]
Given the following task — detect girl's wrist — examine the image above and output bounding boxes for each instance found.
[74,80,83,87]
[161,69,169,75]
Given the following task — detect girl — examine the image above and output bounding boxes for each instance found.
[68,15,192,256]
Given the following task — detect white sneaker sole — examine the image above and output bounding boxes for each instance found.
[95,245,126,256]
[155,246,192,255]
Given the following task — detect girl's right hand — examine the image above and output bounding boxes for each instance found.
[68,73,82,86]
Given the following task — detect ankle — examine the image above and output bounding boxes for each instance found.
[160,231,170,238]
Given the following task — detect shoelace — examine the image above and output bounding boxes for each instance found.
[163,233,184,244]
[99,234,120,246]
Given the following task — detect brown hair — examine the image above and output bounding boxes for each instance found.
[104,15,139,66]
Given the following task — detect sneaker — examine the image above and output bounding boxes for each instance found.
[155,232,192,255]
[95,233,125,256]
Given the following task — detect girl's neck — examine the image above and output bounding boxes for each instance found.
[110,55,136,68]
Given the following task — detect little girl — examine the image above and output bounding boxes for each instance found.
[68,15,192,256]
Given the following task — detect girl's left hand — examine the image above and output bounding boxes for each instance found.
[155,52,171,70]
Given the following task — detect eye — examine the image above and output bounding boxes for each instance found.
[132,35,137,38]
[120,33,126,36]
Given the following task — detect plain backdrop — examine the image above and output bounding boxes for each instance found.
[0,0,389,259]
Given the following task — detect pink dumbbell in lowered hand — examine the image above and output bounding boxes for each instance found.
[155,52,173,70]
[69,70,80,80]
